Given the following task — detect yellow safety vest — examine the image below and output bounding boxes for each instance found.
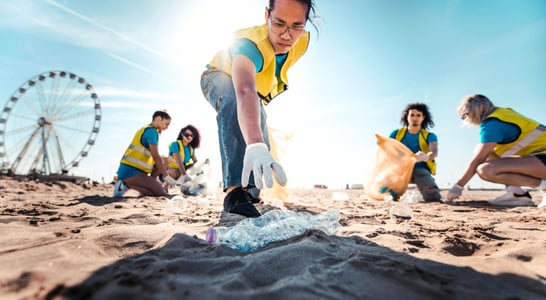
[168,140,194,169]
[208,24,310,104]
[485,107,546,157]
[394,127,437,175]
[120,126,156,173]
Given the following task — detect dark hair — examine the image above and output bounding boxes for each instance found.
[268,0,321,35]
[152,110,171,120]
[400,102,435,129]
[177,124,201,148]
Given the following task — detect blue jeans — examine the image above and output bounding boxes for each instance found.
[411,167,441,201]
[200,69,269,190]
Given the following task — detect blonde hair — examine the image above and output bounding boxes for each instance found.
[457,94,496,125]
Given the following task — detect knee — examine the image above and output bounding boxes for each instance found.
[476,162,493,180]
[422,186,441,201]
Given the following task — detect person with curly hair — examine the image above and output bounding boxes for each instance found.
[165,124,201,183]
[390,102,441,202]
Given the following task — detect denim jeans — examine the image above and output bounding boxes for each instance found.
[411,167,441,201]
[200,69,269,190]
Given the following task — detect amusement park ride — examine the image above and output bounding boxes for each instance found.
[0,70,101,183]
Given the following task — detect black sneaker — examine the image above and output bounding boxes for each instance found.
[246,187,262,204]
[223,187,261,218]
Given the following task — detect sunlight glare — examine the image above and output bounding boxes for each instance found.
[168,0,265,73]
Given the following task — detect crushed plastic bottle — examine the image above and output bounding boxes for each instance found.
[205,210,340,252]
[401,190,423,203]
[389,203,413,220]
[166,195,185,213]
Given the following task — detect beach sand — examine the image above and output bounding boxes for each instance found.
[1,176,545,299]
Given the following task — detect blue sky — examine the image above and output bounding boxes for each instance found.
[0,0,544,189]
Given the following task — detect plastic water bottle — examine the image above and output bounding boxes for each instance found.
[205,210,340,252]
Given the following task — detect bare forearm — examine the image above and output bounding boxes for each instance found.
[456,162,478,187]
[457,142,496,186]
[150,146,168,177]
[237,92,264,145]
[174,154,185,175]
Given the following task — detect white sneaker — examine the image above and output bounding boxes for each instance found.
[488,191,535,207]
[113,180,128,197]
[538,190,546,208]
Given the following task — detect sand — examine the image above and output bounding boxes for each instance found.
[0,176,545,299]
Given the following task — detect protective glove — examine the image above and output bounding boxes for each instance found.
[181,174,192,183]
[415,151,430,162]
[242,142,287,189]
[164,175,177,186]
[175,174,192,185]
[447,184,463,201]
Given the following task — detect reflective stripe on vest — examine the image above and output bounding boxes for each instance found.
[501,124,546,157]
[122,155,153,171]
[486,108,546,157]
[120,126,156,173]
[168,141,193,168]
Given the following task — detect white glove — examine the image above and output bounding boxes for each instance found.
[415,151,430,162]
[241,142,287,189]
[164,175,177,186]
[447,184,463,201]
[181,174,192,183]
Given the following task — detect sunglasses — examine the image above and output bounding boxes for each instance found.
[183,132,194,138]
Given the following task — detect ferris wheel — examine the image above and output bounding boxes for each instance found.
[0,70,101,176]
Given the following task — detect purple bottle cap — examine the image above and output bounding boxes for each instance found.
[205,228,217,244]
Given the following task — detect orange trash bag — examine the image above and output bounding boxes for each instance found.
[366,134,417,201]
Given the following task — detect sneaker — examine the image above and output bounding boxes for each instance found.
[113,180,128,197]
[488,191,535,207]
[223,187,261,218]
[246,187,262,204]
[538,190,546,208]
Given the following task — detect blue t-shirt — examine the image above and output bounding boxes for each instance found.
[231,39,287,76]
[117,127,159,180]
[169,141,191,166]
[389,129,438,170]
[480,118,520,144]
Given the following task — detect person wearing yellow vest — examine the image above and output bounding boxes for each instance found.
[113,110,176,197]
[165,125,200,182]
[200,0,320,217]
[448,95,546,208]
[390,103,441,202]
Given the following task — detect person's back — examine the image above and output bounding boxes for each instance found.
[448,94,546,207]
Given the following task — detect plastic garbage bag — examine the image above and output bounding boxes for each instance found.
[181,158,212,196]
[366,134,416,201]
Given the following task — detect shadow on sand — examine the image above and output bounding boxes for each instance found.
[54,230,546,300]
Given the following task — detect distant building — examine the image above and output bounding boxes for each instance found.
[347,184,364,190]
